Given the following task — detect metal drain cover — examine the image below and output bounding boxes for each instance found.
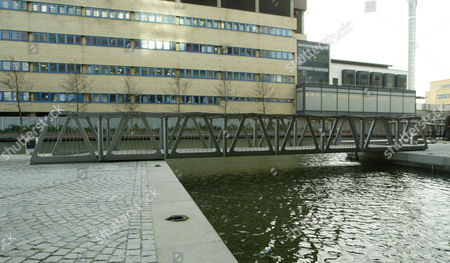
[165,215,189,222]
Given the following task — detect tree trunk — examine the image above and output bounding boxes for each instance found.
[14,72,24,135]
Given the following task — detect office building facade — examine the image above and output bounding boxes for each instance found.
[425,79,450,106]
[0,0,307,115]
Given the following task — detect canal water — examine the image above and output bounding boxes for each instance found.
[168,154,450,263]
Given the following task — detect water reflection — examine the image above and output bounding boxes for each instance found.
[168,154,450,263]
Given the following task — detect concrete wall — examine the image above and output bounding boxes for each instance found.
[297,85,416,115]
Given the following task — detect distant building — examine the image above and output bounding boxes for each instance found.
[330,59,407,89]
[296,40,415,116]
[425,79,450,106]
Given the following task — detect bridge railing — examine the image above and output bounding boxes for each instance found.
[30,112,427,164]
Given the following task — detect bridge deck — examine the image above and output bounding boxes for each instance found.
[30,112,427,164]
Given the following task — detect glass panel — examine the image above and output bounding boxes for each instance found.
[21,32,28,41]
[58,64,66,73]
[49,4,56,13]
[11,31,20,40]
[58,34,65,44]
[50,63,57,73]
[1,30,9,40]
[49,34,57,43]
[163,42,171,50]
[40,63,48,72]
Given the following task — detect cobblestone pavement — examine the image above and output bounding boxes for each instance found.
[0,157,157,263]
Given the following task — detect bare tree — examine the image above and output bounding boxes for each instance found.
[0,60,32,134]
[118,75,141,112]
[254,82,274,115]
[215,79,233,115]
[169,75,192,113]
[60,71,91,112]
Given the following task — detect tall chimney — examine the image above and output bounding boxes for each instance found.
[408,0,417,91]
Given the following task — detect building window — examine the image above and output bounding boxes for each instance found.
[222,47,256,57]
[222,22,257,33]
[0,60,29,72]
[180,17,218,29]
[85,8,130,20]
[437,94,450,99]
[86,36,130,48]
[0,29,28,41]
[135,12,175,24]
[180,43,216,54]
[31,2,81,16]
[137,40,176,51]
[0,0,27,10]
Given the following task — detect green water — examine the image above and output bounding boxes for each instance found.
[168,154,450,263]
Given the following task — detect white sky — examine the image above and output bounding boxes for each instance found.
[305,0,450,96]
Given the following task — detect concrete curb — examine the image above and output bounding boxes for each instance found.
[146,161,238,263]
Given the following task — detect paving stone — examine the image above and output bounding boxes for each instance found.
[0,160,157,262]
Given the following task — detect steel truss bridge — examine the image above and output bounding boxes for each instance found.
[30,112,427,164]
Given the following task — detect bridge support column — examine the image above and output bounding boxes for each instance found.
[105,118,110,149]
[253,119,258,147]
[97,116,103,161]
[223,117,227,157]
[360,119,365,152]
[320,119,325,153]
[162,117,168,159]
[275,118,279,155]
[293,119,297,145]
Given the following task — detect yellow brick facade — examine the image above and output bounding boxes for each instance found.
[0,0,306,114]
[425,79,450,105]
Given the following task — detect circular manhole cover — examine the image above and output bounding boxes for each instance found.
[165,215,189,222]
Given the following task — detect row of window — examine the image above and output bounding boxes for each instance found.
[261,50,294,60]
[31,2,81,16]
[85,7,130,20]
[135,12,176,24]
[32,32,82,45]
[440,84,450,89]
[222,47,256,57]
[0,61,294,83]
[86,36,130,48]
[137,40,175,51]
[180,43,217,54]
[0,91,293,104]
[33,63,81,74]
[437,94,450,99]
[0,61,29,71]
[0,29,293,60]
[180,17,219,28]
[0,29,28,41]
[260,26,292,37]
[1,1,292,37]
[0,0,26,10]
[135,67,175,78]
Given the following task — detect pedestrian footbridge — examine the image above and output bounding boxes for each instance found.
[30,112,427,164]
